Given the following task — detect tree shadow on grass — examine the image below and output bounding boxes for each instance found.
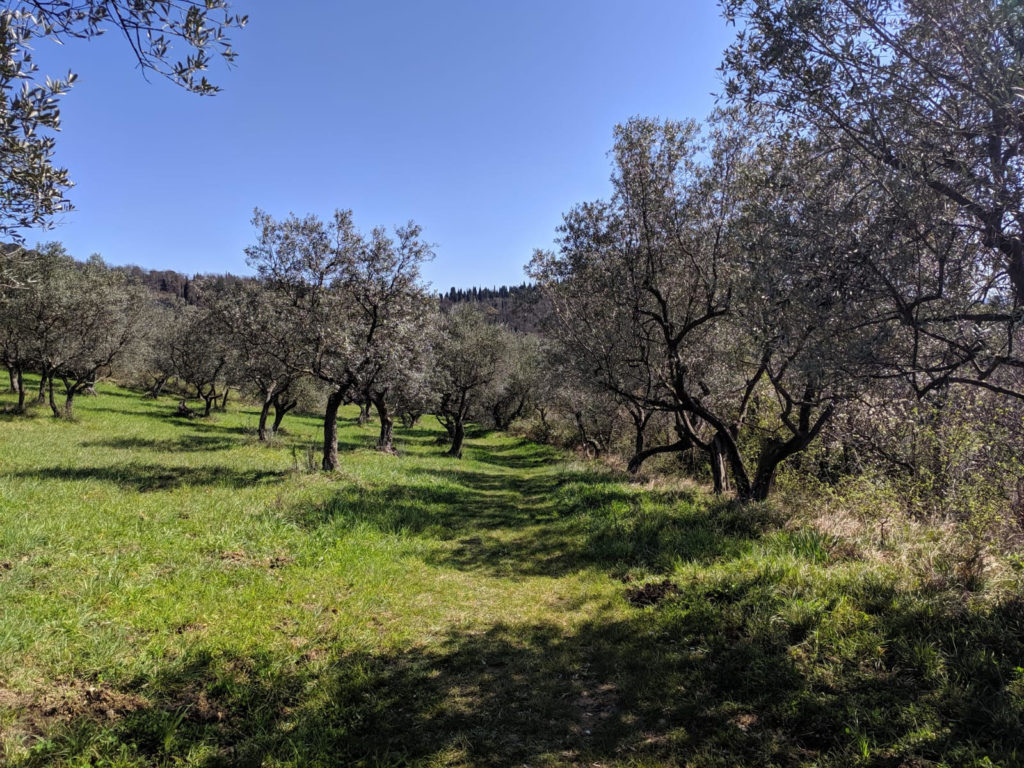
[80,435,238,453]
[470,439,563,470]
[165,416,252,435]
[11,590,1024,767]
[93,388,148,400]
[11,462,288,492]
[288,461,773,578]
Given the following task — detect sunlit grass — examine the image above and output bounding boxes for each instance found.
[0,378,1021,766]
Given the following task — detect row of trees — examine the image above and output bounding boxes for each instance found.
[0,245,146,416]
[522,0,1024,505]
[0,227,547,467]
[3,0,1023,517]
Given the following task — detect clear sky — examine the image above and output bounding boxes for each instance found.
[29,1,736,291]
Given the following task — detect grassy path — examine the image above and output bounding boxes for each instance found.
[1,383,1022,766]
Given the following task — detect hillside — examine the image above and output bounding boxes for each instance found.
[111,261,549,332]
[0,382,1022,767]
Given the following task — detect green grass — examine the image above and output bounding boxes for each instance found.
[0,379,1022,767]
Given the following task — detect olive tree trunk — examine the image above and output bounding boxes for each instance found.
[373,396,396,454]
[257,396,274,441]
[357,400,372,426]
[322,389,345,471]
[47,377,60,417]
[709,432,731,495]
[272,394,296,432]
[15,368,25,412]
[146,374,170,399]
[447,419,466,458]
[627,438,691,475]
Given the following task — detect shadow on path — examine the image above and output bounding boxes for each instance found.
[12,463,287,492]
[11,593,1024,767]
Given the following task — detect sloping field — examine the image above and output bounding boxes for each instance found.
[0,383,1021,767]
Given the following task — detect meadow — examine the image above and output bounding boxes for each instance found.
[0,381,1022,767]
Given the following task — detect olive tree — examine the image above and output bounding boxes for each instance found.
[207,280,306,440]
[1,245,146,417]
[167,304,231,417]
[132,299,180,399]
[432,304,511,458]
[245,209,434,468]
[484,331,546,431]
[722,0,1024,400]
[533,115,889,500]
[337,225,435,455]
[531,117,743,487]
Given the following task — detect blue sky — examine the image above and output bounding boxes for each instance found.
[30,1,735,291]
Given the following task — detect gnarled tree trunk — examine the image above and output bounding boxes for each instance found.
[710,431,731,495]
[447,419,466,458]
[373,395,396,454]
[15,367,25,412]
[272,393,296,433]
[146,374,169,399]
[627,437,691,475]
[357,399,372,426]
[322,389,345,470]
[257,396,274,441]
[47,377,60,418]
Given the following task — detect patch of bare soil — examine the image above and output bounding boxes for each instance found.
[0,680,149,735]
[218,550,294,569]
[625,578,679,607]
[219,549,247,563]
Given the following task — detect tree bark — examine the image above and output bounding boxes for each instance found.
[48,377,60,418]
[146,374,169,399]
[358,400,372,426]
[7,366,16,393]
[710,431,731,495]
[257,396,273,442]
[63,388,76,419]
[203,394,214,417]
[218,387,230,411]
[272,394,296,432]
[573,411,602,458]
[633,415,645,463]
[740,404,836,502]
[15,368,25,412]
[748,443,785,502]
[626,408,652,473]
[322,389,345,470]
[37,374,47,403]
[627,438,691,475]
[373,396,396,454]
[447,418,465,458]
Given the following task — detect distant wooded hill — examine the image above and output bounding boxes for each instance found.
[439,284,547,332]
[113,264,549,331]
